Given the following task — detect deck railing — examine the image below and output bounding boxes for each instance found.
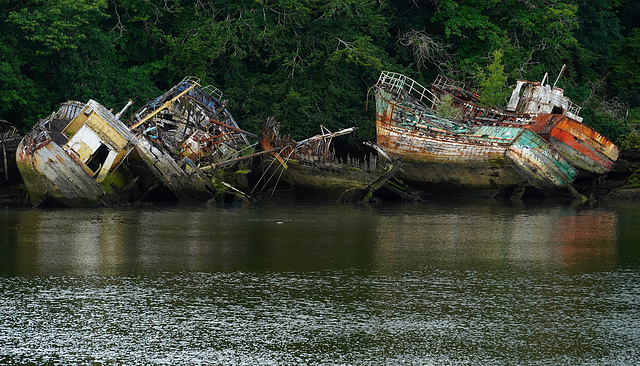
[376,71,440,108]
[432,74,467,91]
[566,99,581,117]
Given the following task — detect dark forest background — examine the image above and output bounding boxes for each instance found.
[1,0,639,145]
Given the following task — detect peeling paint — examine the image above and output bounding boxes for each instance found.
[431,72,619,175]
[374,71,577,196]
[16,100,138,207]
[258,117,415,202]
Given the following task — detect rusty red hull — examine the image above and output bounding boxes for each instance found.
[527,115,618,174]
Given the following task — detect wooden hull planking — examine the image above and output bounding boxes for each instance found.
[262,156,397,201]
[131,136,215,202]
[431,73,619,174]
[374,83,577,193]
[16,137,105,207]
[16,100,139,207]
[547,117,618,174]
[506,128,577,191]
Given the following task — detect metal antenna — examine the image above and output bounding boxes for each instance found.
[553,64,566,88]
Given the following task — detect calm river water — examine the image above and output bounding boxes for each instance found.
[1,198,639,365]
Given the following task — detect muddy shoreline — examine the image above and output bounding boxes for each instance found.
[2,151,639,206]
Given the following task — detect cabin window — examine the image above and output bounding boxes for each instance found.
[87,144,110,174]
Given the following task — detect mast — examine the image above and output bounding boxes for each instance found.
[553,64,566,88]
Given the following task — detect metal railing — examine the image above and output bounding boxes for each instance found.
[432,74,467,91]
[376,71,440,108]
[566,100,581,117]
[54,101,85,122]
[1,120,21,139]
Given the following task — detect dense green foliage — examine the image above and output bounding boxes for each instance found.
[1,0,638,142]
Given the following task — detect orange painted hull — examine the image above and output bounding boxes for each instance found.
[527,115,619,174]
[435,87,619,174]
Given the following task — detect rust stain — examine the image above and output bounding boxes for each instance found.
[431,72,619,174]
[373,71,577,194]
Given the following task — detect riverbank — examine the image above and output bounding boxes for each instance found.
[594,149,640,200]
[3,139,639,206]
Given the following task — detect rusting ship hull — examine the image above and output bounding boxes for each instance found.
[16,137,106,206]
[503,125,580,191]
[374,74,577,195]
[376,113,575,193]
[376,119,518,190]
[260,157,400,201]
[16,100,138,207]
[430,73,619,174]
[526,114,618,174]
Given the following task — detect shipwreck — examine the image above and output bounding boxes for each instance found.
[126,77,259,203]
[16,77,263,207]
[373,71,578,198]
[16,100,139,207]
[257,117,413,202]
[1,120,22,185]
[430,67,619,175]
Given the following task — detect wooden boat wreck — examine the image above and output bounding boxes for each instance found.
[373,71,578,197]
[126,77,259,203]
[16,100,139,207]
[16,77,261,207]
[1,120,22,185]
[429,69,619,175]
[257,117,414,202]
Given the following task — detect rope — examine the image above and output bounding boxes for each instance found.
[269,149,296,198]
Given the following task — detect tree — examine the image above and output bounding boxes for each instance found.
[162,0,392,139]
[476,49,509,108]
[610,28,640,107]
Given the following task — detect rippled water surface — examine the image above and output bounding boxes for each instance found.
[1,198,639,365]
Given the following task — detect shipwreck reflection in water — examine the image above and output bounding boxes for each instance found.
[1,201,639,365]
[372,202,618,272]
[3,200,623,276]
[10,204,380,275]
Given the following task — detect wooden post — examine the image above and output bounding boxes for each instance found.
[129,83,198,131]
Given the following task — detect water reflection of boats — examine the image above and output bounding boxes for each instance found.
[553,210,617,267]
[10,206,381,275]
[373,71,577,197]
[372,201,617,271]
[430,70,619,175]
[258,117,414,202]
